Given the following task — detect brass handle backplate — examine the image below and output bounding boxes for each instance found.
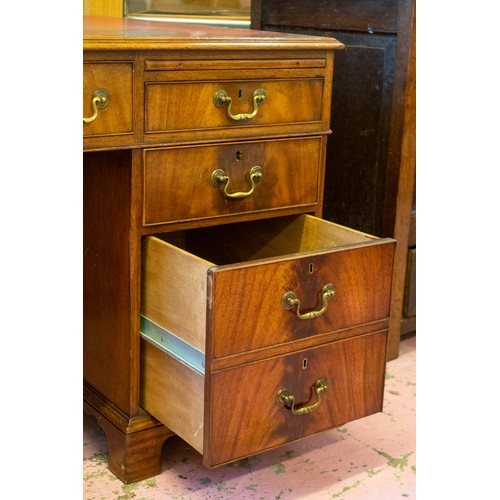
[213,88,266,121]
[282,283,336,320]
[211,166,263,199]
[83,88,110,123]
[276,377,328,415]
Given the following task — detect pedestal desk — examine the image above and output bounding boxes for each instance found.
[83,16,395,483]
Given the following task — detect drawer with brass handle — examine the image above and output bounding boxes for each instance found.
[83,62,134,147]
[144,78,326,141]
[142,137,324,226]
[141,214,395,359]
[140,326,387,467]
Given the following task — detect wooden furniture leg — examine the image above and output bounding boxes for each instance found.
[84,383,174,484]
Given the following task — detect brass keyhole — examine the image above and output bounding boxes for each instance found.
[235,151,243,161]
[238,89,243,98]
[309,263,314,274]
[302,358,308,369]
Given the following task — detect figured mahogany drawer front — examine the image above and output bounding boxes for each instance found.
[141,214,395,357]
[144,78,324,138]
[140,329,387,468]
[83,62,134,139]
[142,137,322,226]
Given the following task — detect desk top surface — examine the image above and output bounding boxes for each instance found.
[83,16,344,51]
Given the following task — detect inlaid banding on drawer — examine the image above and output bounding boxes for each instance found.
[144,59,327,71]
[83,62,134,138]
[142,137,323,226]
[144,78,324,133]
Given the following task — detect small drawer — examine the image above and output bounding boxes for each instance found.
[142,137,323,226]
[141,214,395,358]
[140,328,387,467]
[144,78,325,139]
[83,62,134,141]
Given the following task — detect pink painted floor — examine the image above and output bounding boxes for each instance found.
[83,334,416,499]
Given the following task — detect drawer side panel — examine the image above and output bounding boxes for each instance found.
[140,338,205,454]
[141,235,210,352]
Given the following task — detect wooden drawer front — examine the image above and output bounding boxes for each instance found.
[141,215,395,358]
[142,137,323,226]
[83,62,134,138]
[144,79,324,136]
[140,329,387,468]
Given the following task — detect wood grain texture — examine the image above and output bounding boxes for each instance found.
[140,338,205,454]
[145,79,324,133]
[84,382,175,484]
[208,240,394,359]
[84,150,141,415]
[386,6,416,357]
[324,32,396,236]
[83,0,123,17]
[84,402,174,484]
[251,0,399,33]
[82,16,386,481]
[83,16,344,51]
[141,235,211,352]
[252,0,416,359]
[141,215,394,361]
[403,248,416,317]
[142,138,323,225]
[83,62,134,137]
[205,330,387,466]
[83,51,140,151]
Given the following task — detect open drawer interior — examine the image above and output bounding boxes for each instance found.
[141,214,393,358]
[155,214,376,265]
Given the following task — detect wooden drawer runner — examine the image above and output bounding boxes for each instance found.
[141,214,395,358]
[144,78,324,136]
[140,329,387,467]
[142,137,323,226]
[83,62,134,139]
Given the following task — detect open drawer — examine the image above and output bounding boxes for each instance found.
[141,214,395,359]
[140,214,394,466]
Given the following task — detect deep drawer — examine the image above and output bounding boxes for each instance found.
[142,137,324,226]
[140,328,387,467]
[141,214,395,358]
[83,62,134,142]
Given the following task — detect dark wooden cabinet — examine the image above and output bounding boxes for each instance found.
[251,0,416,359]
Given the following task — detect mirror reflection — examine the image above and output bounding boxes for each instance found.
[126,0,251,27]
